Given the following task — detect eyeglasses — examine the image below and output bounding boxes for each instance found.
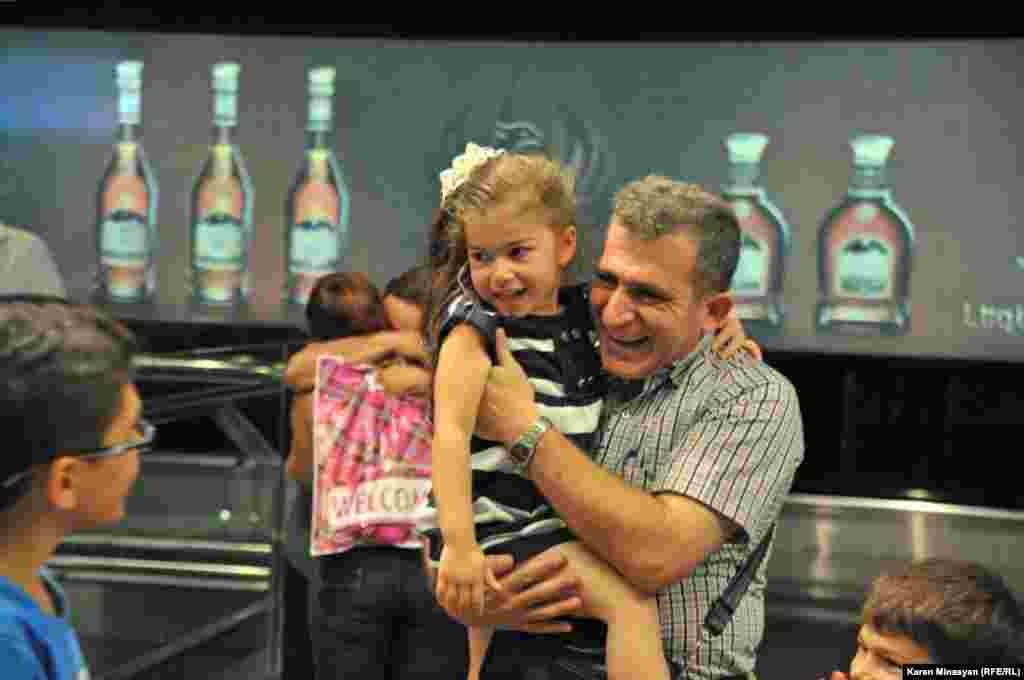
[74,420,157,461]
[0,420,155,492]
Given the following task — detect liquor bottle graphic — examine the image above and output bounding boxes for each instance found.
[96,60,159,303]
[816,135,914,335]
[722,133,790,331]
[190,62,255,307]
[284,66,351,307]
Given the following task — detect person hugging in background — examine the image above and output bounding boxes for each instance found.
[284,269,474,680]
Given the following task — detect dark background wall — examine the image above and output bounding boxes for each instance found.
[2,20,1022,508]
[2,25,1022,361]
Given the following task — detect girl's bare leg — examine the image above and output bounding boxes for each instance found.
[467,624,495,680]
[551,541,670,680]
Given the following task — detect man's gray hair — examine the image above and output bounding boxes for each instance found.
[612,176,741,296]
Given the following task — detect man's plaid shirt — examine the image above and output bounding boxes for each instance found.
[594,336,805,679]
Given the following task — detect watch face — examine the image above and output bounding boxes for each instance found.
[508,443,528,465]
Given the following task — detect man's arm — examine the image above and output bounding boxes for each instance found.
[284,331,428,391]
[525,428,734,594]
[477,330,800,595]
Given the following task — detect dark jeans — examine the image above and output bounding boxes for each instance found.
[480,629,686,680]
[282,561,316,680]
[312,546,469,680]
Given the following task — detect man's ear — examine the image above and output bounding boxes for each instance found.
[702,292,735,334]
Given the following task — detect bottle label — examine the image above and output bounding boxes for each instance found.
[195,216,245,269]
[290,223,340,273]
[288,213,340,306]
[729,199,770,296]
[100,210,149,300]
[835,233,893,299]
[194,216,245,303]
[101,212,149,264]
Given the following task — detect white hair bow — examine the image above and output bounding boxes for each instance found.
[439,142,505,202]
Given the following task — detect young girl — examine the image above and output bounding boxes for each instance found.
[421,144,670,680]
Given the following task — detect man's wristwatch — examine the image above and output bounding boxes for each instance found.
[507,415,554,475]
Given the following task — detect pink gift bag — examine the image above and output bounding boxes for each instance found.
[311,356,433,557]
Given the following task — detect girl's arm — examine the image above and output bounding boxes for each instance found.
[432,323,491,551]
[432,323,502,617]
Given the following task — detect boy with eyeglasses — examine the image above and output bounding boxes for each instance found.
[0,295,147,680]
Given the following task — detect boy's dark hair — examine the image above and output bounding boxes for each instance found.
[0,296,137,510]
[305,272,389,341]
[384,264,432,310]
[864,558,1024,664]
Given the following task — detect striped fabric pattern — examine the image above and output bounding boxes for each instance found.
[420,284,605,537]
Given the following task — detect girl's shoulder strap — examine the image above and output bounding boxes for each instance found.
[561,283,597,335]
[437,291,500,363]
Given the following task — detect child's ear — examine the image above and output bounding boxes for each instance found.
[46,457,80,512]
[557,225,577,269]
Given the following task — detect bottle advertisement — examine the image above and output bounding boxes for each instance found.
[1,34,1021,362]
[95,60,159,304]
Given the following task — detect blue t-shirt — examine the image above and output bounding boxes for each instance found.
[0,568,90,680]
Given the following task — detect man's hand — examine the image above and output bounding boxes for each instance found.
[475,329,539,445]
[425,546,583,633]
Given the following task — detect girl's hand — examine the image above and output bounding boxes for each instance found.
[436,543,504,621]
[713,310,763,361]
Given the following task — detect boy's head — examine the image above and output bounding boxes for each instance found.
[383,265,431,333]
[0,296,143,528]
[305,272,390,341]
[851,558,1024,679]
[429,149,578,326]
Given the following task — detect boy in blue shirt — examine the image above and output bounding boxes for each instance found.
[0,295,145,679]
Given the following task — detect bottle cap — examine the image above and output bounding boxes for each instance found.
[726,133,769,164]
[850,135,894,167]
[213,62,241,92]
[117,61,143,89]
[309,67,336,97]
